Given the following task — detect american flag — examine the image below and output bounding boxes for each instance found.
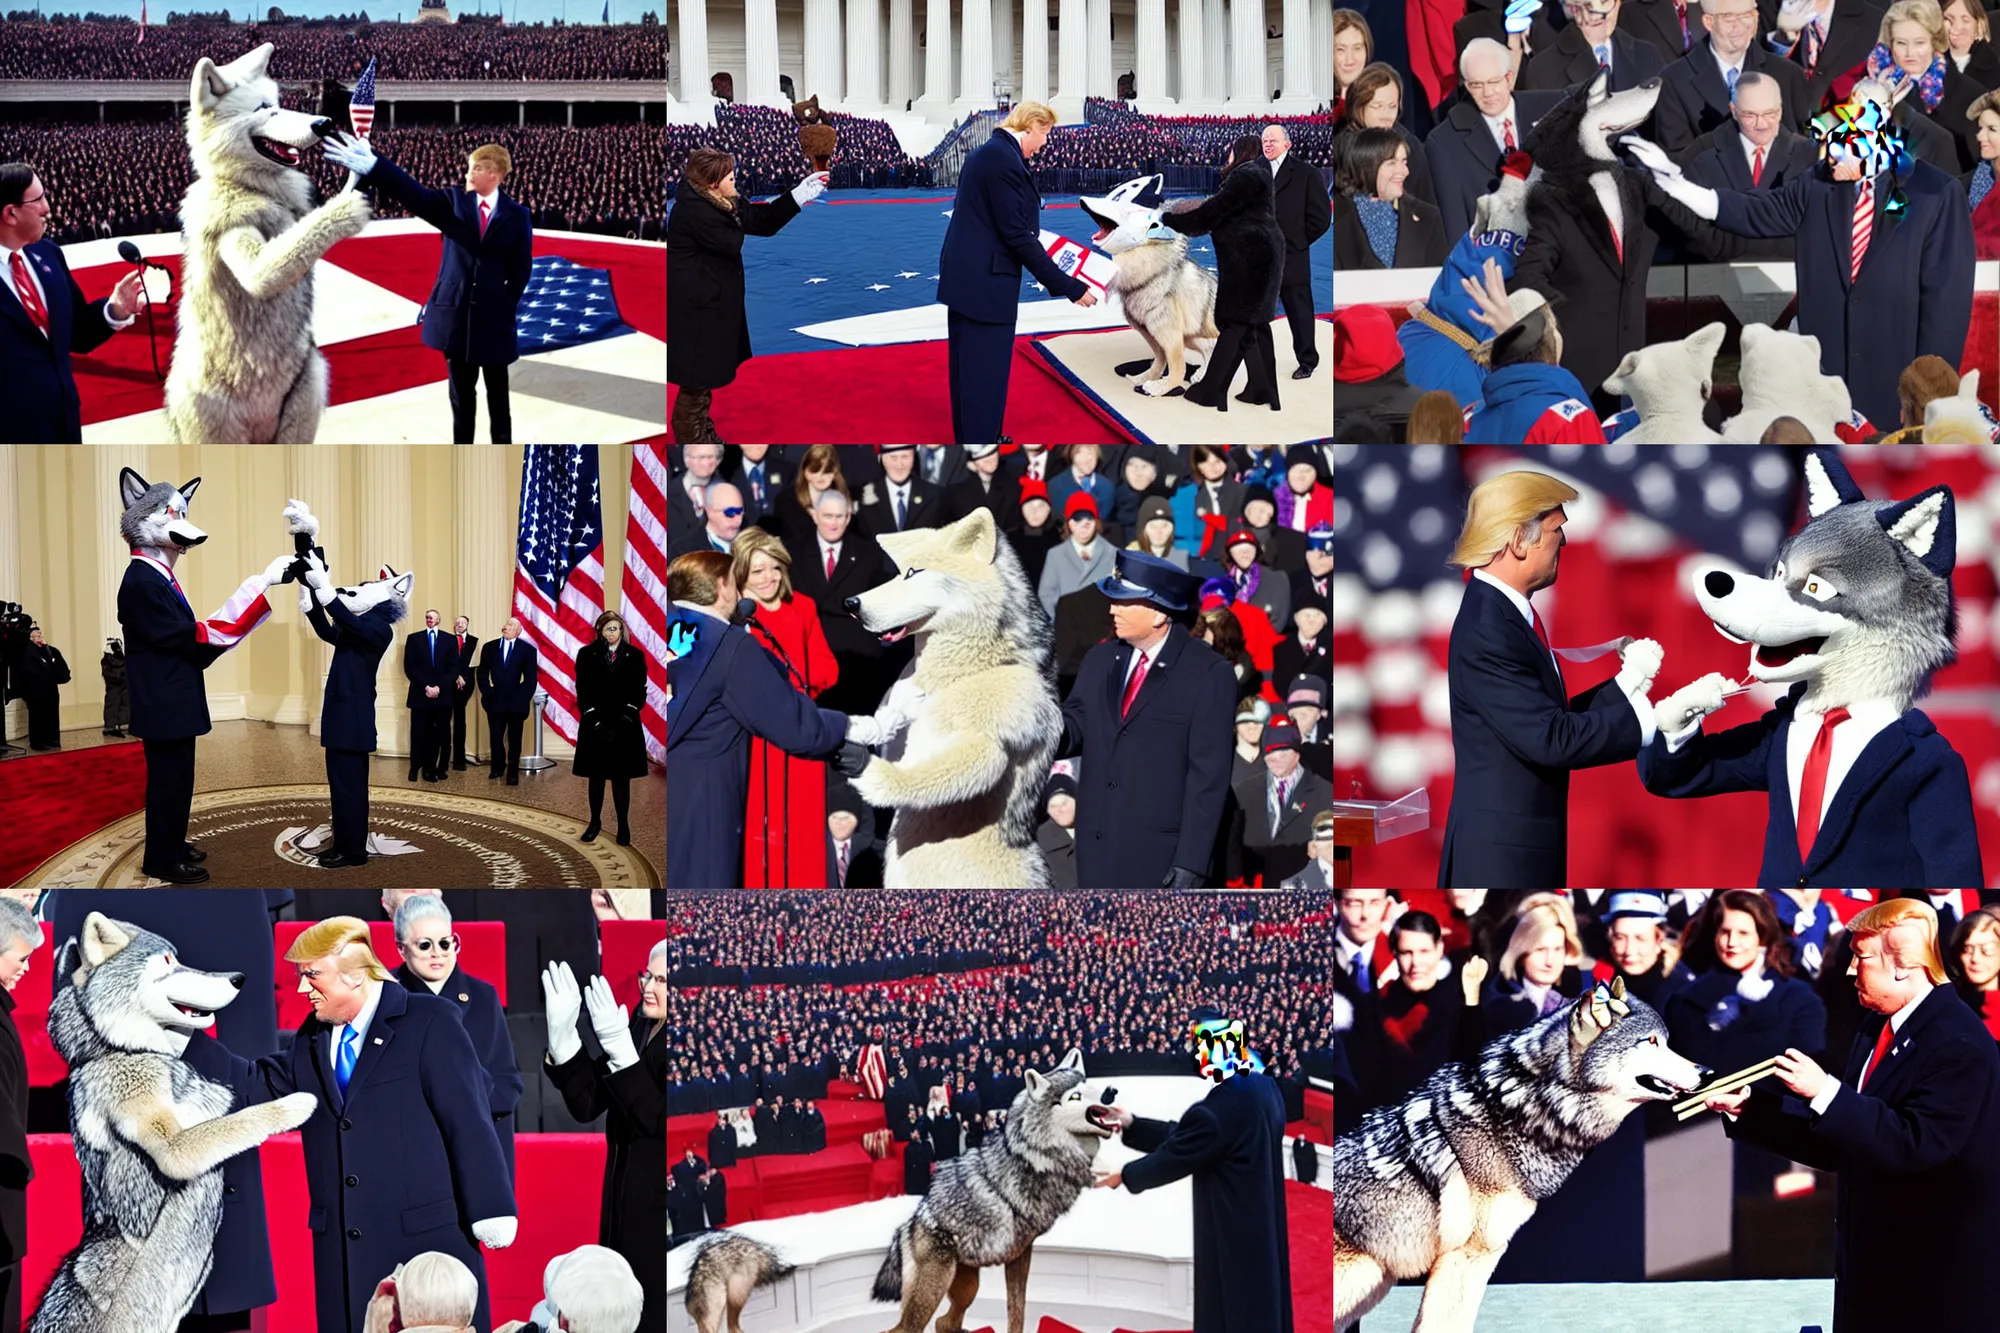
[856,1043,887,1100]
[513,445,606,747]
[350,58,378,140]
[516,256,630,351]
[619,442,670,765]
[137,0,145,43]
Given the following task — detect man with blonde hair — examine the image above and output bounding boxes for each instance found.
[1702,895,2000,1332]
[182,915,517,1333]
[1437,470,1665,886]
[939,99,1099,444]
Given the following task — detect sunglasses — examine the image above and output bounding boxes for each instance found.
[716,506,745,518]
[402,934,460,955]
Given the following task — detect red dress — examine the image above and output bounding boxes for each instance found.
[1974,183,2000,260]
[741,592,840,888]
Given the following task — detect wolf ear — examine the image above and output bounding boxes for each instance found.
[1802,447,1864,518]
[119,466,151,511]
[193,56,230,111]
[1058,1048,1085,1076]
[1877,486,1956,580]
[949,507,999,564]
[78,912,133,970]
[393,571,417,601]
[178,478,201,509]
[1024,1067,1047,1095]
[55,938,82,988]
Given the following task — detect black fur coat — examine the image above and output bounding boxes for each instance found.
[1165,158,1285,326]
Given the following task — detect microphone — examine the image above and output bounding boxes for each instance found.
[116,241,171,383]
[117,240,142,265]
[731,598,757,625]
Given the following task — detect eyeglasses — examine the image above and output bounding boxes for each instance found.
[717,506,745,517]
[402,934,460,955]
[639,970,668,988]
[1735,107,1783,124]
[1462,75,1512,94]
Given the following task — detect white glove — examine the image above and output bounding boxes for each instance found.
[323,131,378,177]
[1614,637,1664,700]
[1654,672,1737,736]
[1775,0,1816,35]
[284,497,319,539]
[1505,0,1540,35]
[542,961,583,1066]
[1660,173,1720,220]
[585,973,642,1073]
[1619,134,1682,184]
[471,1216,517,1249]
[790,171,830,206]
[262,554,293,588]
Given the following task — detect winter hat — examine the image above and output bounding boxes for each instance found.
[1136,495,1175,530]
[1243,483,1276,510]
[1605,892,1669,921]
[1285,446,1320,471]
[1261,714,1302,754]
[1334,305,1403,384]
[1065,491,1100,521]
[1225,528,1260,555]
[964,444,999,460]
[1312,810,1336,841]
[1490,302,1553,370]
[1042,771,1079,805]
[876,444,916,455]
[1235,697,1272,726]
[1287,676,1329,709]
[1200,577,1236,612]
[1019,478,1052,508]
[1307,522,1334,553]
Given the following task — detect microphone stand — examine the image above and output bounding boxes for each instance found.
[116,245,175,383]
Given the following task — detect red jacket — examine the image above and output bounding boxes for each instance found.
[742,592,838,888]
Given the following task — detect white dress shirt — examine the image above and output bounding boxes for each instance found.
[1483,101,1521,155]
[1472,568,1658,747]
[330,979,385,1077]
[817,536,843,571]
[1784,697,1897,835]
[1809,982,1932,1114]
[1739,132,1773,182]
[1,239,135,333]
[1120,633,1166,692]
[1713,47,1747,89]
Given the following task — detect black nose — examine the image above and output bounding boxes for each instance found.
[1704,571,1734,599]
[842,597,861,615]
[1696,1065,1714,1085]
[311,118,337,138]
[227,972,245,989]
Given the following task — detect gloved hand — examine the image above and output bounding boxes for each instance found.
[323,131,378,177]
[262,554,294,588]
[585,973,641,1072]
[284,497,319,538]
[1505,0,1541,35]
[1775,0,1816,35]
[298,550,336,612]
[471,1216,518,1249]
[1654,672,1737,736]
[542,961,583,1066]
[791,171,830,206]
[832,740,871,779]
[1161,866,1204,889]
[1619,134,1682,184]
[1614,637,1664,700]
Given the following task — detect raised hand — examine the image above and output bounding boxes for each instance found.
[1459,257,1517,335]
[1654,672,1738,736]
[1614,637,1664,699]
[1619,134,1681,183]
[1505,0,1541,35]
[1461,954,1490,1005]
[1775,0,1816,35]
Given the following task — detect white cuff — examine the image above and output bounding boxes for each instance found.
[105,303,137,330]
[1627,688,1657,748]
[1664,719,1702,754]
[1809,1079,1842,1116]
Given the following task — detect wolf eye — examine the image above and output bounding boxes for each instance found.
[904,567,923,580]
[1771,561,1787,581]
[1800,576,1839,602]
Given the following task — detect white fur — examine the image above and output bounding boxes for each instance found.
[1803,451,1844,518]
[1601,323,1727,443]
[1922,370,1997,444]
[1723,325,1855,443]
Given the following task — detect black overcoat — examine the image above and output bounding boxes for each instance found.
[572,639,652,779]
[1163,158,1285,325]
[668,178,802,390]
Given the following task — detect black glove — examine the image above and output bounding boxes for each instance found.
[832,741,871,779]
[1161,865,1203,889]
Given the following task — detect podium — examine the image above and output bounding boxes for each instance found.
[1331,789,1430,888]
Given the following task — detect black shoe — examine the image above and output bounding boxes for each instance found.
[1236,389,1272,405]
[580,821,601,843]
[1114,356,1155,378]
[408,770,421,782]
[506,772,519,786]
[143,861,210,884]
[425,772,446,782]
[316,850,368,869]
[616,827,632,846]
[1292,363,1317,380]
[452,762,469,771]
[103,729,119,736]
[184,843,207,863]
[489,769,503,780]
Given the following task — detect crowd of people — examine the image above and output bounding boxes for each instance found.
[665,103,934,198]
[664,446,1334,889]
[0,120,666,243]
[0,16,666,80]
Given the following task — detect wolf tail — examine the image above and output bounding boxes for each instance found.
[872,1220,908,1302]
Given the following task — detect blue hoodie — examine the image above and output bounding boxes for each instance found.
[1464,362,1604,444]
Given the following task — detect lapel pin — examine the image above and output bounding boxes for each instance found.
[373,1037,384,1045]
[458,993,470,1002]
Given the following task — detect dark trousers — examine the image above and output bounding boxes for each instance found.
[452,691,474,764]
[495,1109,516,1184]
[326,747,370,858]
[141,736,197,869]
[409,708,451,778]
[2,1260,19,1333]
[1278,277,1319,371]
[488,710,526,775]
[23,688,58,748]
[447,357,511,443]
[176,1313,251,1332]
[1188,319,1281,408]
[588,775,632,831]
[946,309,1015,444]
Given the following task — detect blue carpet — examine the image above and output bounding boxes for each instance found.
[666,187,1336,357]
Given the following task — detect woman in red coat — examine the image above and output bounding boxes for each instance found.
[733,527,839,887]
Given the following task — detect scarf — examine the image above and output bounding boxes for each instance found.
[1972,160,1995,211]
[1865,44,1946,111]
[1275,477,1316,529]
[1230,560,1263,603]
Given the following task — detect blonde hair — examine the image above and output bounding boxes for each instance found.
[1500,902,1582,983]
[394,1252,479,1327]
[1880,0,1949,56]
[284,916,395,983]
[1002,100,1059,132]
[1448,471,1579,570]
[730,526,795,603]
[1846,897,1950,984]
[469,143,513,178]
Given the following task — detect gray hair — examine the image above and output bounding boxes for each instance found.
[1731,69,1776,103]
[393,1251,479,1327]
[545,1244,646,1333]
[814,489,851,515]
[0,898,42,954]
[394,893,453,943]
[1459,36,1512,78]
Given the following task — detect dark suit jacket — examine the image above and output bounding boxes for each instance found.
[451,631,479,699]
[1725,983,2000,1332]
[1683,126,1819,258]
[1511,158,1660,405]
[1438,574,1645,888]
[1332,191,1448,269]
[938,129,1088,323]
[783,531,893,663]
[1272,154,1334,285]
[858,475,947,537]
[943,470,1025,534]
[1425,92,1565,240]
[117,558,230,740]
[1655,36,1814,156]
[404,627,460,709]
[182,982,515,1333]
[1637,682,1983,887]
[391,961,522,1164]
[0,237,119,443]
[1522,26,1669,94]
[1621,0,1696,65]
[827,833,885,888]
[1766,0,1887,111]
[1915,60,1986,172]
[365,158,534,365]
[306,597,397,753]
[477,636,540,716]
[727,455,791,527]
[0,989,26,1275]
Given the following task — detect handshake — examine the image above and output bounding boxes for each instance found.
[832,676,928,779]
[1613,638,1740,737]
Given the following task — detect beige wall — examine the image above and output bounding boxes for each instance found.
[1,445,639,761]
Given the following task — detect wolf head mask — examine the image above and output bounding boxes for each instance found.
[119,468,207,554]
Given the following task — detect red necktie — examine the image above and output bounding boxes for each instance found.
[1795,706,1850,863]
[1674,0,1688,46]
[1120,650,1150,720]
[1531,608,1565,694]
[1851,181,1873,281]
[1502,117,1516,151]
[1752,146,1765,187]
[1608,215,1625,264]
[11,251,49,337]
[825,547,836,580]
[479,199,492,237]
[1858,1018,1895,1090]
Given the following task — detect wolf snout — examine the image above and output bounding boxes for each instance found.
[225,972,245,989]
[310,118,338,139]
[842,596,862,616]
[1704,570,1734,599]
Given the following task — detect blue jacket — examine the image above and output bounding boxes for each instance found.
[306,597,398,753]
[666,610,848,887]
[181,981,515,1333]
[117,558,231,740]
[1665,969,1828,1075]
[938,130,1089,323]
[1710,159,1974,428]
[1438,574,1645,888]
[1463,360,1599,444]
[1045,469,1116,521]
[477,636,539,716]
[404,627,459,709]
[365,157,534,366]
[0,237,118,443]
[1637,683,1984,887]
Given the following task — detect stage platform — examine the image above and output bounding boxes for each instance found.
[1363,1280,1835,1332]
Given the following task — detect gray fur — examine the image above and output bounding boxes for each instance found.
[118,469,207,555]
[30,914,317,1333]
[1096,213,1222,397]
[683,1234,793,1333]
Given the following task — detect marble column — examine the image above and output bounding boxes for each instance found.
[847,0,884,107]
[1022,0,1049,100]
[1086,0,1112,98]
[993,0,1015,100]
[1224,0,1264,111]
[1053,0,1087,120]
[1176,0,1203,103]
[1134,0,1172,108]
[455,448,512,766]
[805,0,845,106]
[359,450,415,760]
[1309,0,1333,99]
[0,447,19,742]
[290,446,343,743]
[1271,0,1315,109]
[889,0,916,107]
[744,0,784,106]
[676,0,712,103]
[915,0,952,113]
[1203,0,1228,114]
[957,0,995,109]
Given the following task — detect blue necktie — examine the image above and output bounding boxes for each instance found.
[429,629,437,661]
[895,488,908,531]
[750,466,764,509]
[335,1027,358,1095]
[1596,42,1611,69]
[1725,65,1738,96]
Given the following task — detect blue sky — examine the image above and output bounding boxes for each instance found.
[34,0,660,23]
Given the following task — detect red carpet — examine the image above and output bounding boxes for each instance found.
[668,340,1130,444]
[0,741,145,886]
[1288,1180,1334,1333]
